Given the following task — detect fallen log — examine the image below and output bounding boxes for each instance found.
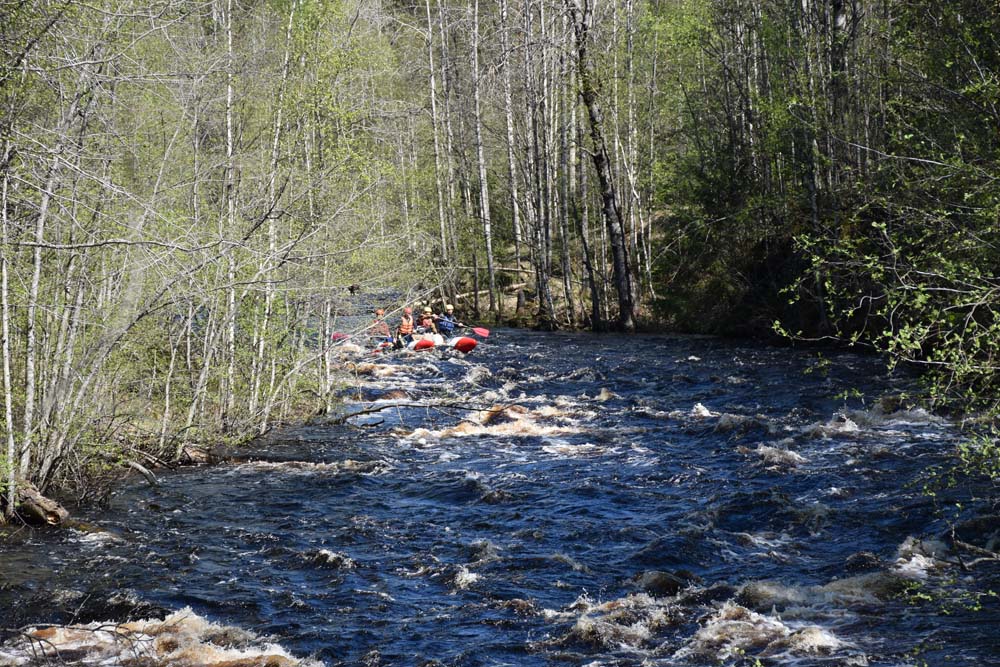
[13,481,69,526]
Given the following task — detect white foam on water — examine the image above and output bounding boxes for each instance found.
[542,592,677,652]
[891,537,950,579]
[541,442,613,458]
[0,607,321,667]
[593,388,618,402]
[236,459,386,476]
[337,342,365,356]
[309,549,356,569]
[675,601,843,661]
[69,529,122,545]
[463,365,492,385]
[756,444,809,467]
[690,403,717,418]
[399,403,583,443]
[452,566,480,590]
[739,571,907,613]
[847,406,940,427]
[804,413,861,438]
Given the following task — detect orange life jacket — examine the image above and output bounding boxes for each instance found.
[398,315,414,335]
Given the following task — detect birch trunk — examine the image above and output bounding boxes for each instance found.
[471,0,497,317]
[500,0,522,271]
[1,145,16,518]
[425,0,450,262]
[222,0,237,429]
[251,0,296,427]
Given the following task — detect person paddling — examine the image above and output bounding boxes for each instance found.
[416,306,438,334]
[396,307,415,348]
[368,308,391,344]
[434,304,463,337]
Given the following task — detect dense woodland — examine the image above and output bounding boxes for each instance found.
[1,0,998,513]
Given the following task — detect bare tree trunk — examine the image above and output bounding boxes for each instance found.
[471,0,497,318]
[567,0,638,332]
[425,0,450,262]
[526,1,556,329]
[22,156,61,478]
[558,9,576,326]
[159,323,182,451]
[436,0,460,263]
[222,0,237,429]
[251,0,296,430]
[575,108,602,331]
[500,0,523,272]
[1,144,16,519]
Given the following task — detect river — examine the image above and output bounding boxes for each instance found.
[1,330,998,666]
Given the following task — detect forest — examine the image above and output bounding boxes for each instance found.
[1,0,998,514]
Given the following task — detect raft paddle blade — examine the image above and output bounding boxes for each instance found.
[471,327,490,338]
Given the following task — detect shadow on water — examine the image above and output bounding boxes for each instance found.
[1,329,998,666]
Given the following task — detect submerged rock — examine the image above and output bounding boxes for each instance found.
[845,551,883,573]
[633,570,692,597]
[677,583,738,607]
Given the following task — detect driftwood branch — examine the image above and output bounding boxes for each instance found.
[11,481,69,526]
[952,538,1000,565]
[98,453,160,486]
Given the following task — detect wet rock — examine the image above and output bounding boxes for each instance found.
[736,580,803,610]
[464,366,492,385]
[677,583,737,607]
[845,551,883,573]
[805,412,861,438]
[479,403,530,426]
[632,570,696,597]
[379,389,409,401]
[822,571,909,601]
[714,413,764,434]
[308,549,356,569]
[594,387,617,402]
[495,597,538,616]
[756,444,807,467]
[480,488,516,504]
[768,626,842,655]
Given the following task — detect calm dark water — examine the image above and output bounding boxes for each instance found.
[1,330,998,666]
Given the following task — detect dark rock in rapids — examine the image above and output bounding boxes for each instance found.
[633,569,699,597]
[845,551,883,573]
[677,582,738,607]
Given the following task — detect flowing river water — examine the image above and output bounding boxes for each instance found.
[1,330,998,666]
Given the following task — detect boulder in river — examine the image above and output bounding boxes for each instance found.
[844,551,883,573]
[632,569,698,597]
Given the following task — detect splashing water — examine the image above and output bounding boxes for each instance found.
[1,330,998,666]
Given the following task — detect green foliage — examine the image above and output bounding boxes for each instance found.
[955,432,1000,484]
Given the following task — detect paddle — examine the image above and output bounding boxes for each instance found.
[470,327,490,338]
